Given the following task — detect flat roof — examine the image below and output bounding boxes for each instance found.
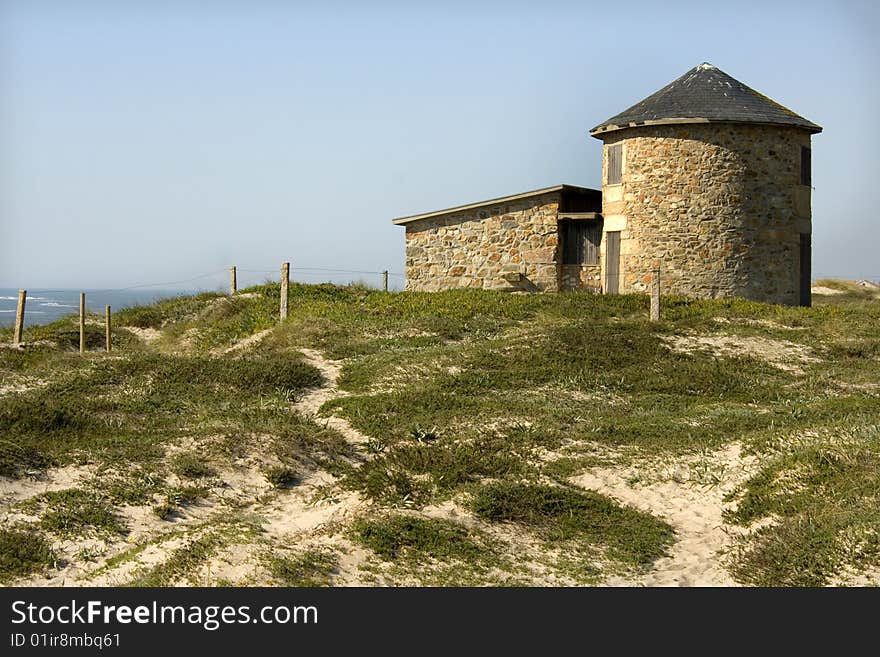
[392,184,599,225]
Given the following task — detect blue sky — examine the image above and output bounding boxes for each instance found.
[1,0,878,290]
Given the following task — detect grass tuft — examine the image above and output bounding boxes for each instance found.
[170,453,215,479]
[0,527,56,583]
[471,482,674,567]
[728,424,880,586]
[267,548,338,586]
[264,466,300,489]
[353,515,492,563]
[29,489,127,537]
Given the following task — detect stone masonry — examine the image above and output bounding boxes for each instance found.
[404,192,561,292]
[403,188,603,293]
[560,264,602,293]
[396,63,820,305]
[600,123,812,305]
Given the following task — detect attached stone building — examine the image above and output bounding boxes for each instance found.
[394,185,602,292]
[395,63,821,305]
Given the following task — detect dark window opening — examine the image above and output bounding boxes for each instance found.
[799,233,811,307]
[607,144,622,185]
[559,188,602,213]
[561,221,601,266]
[801,146,811,187]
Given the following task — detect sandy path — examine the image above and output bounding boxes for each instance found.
[811,286,844,296]
[216,328,273,355]
[154,347,371,585]
[0,464,96,505]
[571,443,757,587]
[13,344,372,587]
[74,472,365,586]
[294,348,371,445]
[122,326,163,343]
[664,334,819,374]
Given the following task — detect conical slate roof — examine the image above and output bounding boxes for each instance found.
[590,63,821,137]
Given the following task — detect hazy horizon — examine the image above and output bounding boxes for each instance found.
[2,0,878,289]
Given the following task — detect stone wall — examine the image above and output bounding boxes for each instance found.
[404,192,562,292]
[600,123,813,305]
[559,264,602,292]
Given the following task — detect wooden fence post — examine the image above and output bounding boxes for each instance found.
[79,292,86,354]
[280,262,290,321]
[382,270,389,292]
[12,289,26,346]
[105,305,112,353]
[650,262,661,322]
[229,266,237,295]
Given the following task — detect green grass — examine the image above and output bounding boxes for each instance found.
[471,482,674,567]
[152,502,177,521]
[96,466,164,505]
[0,527,56,583]
[353,515,494,563]
[127,514,262,586]
[3,280,879,586]
[813,279,880,302]
[166,484,209,507]
[326,318,794,466]
[343,431,531,507]
[266,548,338,586]
[152,484,210,520]
[0,350,347,479]
[129,533,222,587]
[22,317,142,352]
[727,423,880,586]
[24,489,127,537]
[263,465,300,489]
[113,292,226,329]
[171,453,215,479]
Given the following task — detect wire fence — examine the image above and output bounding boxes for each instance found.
[1,262,408,336]
[3,261,878,341]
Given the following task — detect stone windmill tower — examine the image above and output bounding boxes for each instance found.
[590,63,822,306]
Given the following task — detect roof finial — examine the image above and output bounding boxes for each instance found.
[697,62,716,70]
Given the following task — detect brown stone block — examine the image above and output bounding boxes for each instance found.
[523,247,554,262]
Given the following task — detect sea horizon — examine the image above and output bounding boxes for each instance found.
[0,287,222,327]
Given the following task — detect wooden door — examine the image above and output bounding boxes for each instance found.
[605,231,621,294]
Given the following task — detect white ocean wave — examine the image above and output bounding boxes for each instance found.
[40,302,76,308]
[2,295,51,300]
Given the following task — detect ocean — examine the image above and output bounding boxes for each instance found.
[0,288,213,327]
